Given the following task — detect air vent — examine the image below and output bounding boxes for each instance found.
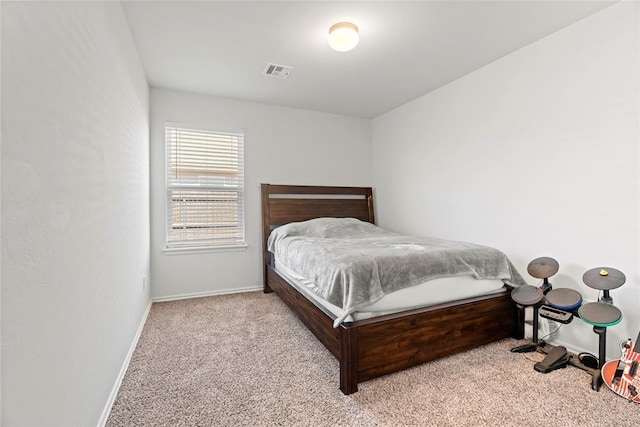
[263,63,294,79]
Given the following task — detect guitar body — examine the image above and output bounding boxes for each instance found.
[601,334,640,403]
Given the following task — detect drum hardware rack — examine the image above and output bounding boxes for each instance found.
[510,257,625,391]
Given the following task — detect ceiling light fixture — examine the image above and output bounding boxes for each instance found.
[328,22,359,52]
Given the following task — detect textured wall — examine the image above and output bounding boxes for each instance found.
[372,2,639,356]
[1,2,150,425]
[150,88,371,299]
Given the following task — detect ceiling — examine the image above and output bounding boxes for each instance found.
[122,1,614,118]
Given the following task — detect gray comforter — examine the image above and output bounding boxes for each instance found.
[267,217,527,326]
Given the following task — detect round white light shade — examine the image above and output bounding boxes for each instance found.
[328,22,359,52]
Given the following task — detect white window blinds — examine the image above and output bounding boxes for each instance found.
[165,126,245,249]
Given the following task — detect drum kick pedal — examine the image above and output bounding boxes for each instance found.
[534,346,570,373]
[511,342,541,353]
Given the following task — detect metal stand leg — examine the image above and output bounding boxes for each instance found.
[592,326,606,391]
[532,305,540,343]
[516,305,526,340]
[510,305,541,353]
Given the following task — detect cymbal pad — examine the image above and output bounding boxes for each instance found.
[527,257,559,279]
[583,267,625,290]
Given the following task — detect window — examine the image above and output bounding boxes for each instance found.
[165,125,245,251]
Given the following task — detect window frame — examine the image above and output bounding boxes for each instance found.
[163,123,247,255]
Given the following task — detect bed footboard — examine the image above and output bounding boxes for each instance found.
[350,291,517,387]
[268,265,518,394]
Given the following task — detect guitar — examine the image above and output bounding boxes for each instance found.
[601,331,640,403]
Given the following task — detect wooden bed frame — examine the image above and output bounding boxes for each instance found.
[261,183,522,394]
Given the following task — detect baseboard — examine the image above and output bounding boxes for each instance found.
[97,299,153,427]
[151,286,262,303]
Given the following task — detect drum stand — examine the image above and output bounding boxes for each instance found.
[532,324,608,390]
[577,269,625,390]
[510,257,558,354]
[511,261,625,391]
[510,290,544,354]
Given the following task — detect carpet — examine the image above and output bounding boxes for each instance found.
[106,291,638,426]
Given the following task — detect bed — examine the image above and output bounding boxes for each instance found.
[261,183,524,394]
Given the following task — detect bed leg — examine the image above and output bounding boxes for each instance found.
[263,262,273,293]
[339,325,358,394]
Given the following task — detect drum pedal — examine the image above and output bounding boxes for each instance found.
[534,346,570,373]
[510,342,539,353]
[539,305,573,324]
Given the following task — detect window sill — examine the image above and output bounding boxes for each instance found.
[163,244,248,255]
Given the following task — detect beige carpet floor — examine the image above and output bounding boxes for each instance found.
[107,291,638,426]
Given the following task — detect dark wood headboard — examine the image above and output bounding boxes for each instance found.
[260,183,374,291]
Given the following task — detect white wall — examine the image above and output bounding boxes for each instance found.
[0,2,3,421]
[150,88,371,299]
[1,2,150,426]
[372,2,639,357]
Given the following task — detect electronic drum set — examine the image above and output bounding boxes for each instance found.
[510,256,625,390]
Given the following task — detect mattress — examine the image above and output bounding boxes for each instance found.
[268,218,526,326]
[274,258,507,323]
